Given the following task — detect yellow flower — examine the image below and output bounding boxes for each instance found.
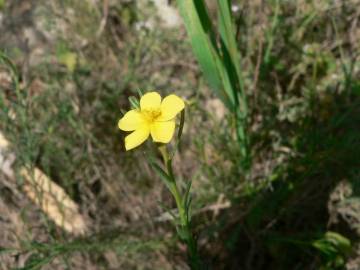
[118,92,185,151]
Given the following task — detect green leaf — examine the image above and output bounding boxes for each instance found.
[157,201,178,225]
[217,0,246,113]
[324,231,351,253]
[176,0,250,167]
[136,88,143,97]
[176,0,235,109]
[176,226,191,241]
[149,158,174,193]
[312,231,351,258]
[128,96,140,109]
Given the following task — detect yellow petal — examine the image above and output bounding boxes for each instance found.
[118,110,145,131]
[140,92,161,110]
[159,94,185,121]
[150,120,175,143]
[125,126,150,150]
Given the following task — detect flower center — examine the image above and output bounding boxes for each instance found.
[142,108,162,122]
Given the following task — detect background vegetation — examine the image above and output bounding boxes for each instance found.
[0,0,359,269]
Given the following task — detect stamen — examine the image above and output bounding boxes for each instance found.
[142,109,162,122]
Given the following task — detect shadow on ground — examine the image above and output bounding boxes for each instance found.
[205,87,360,270]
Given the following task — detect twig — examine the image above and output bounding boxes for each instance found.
[96,0,109,38]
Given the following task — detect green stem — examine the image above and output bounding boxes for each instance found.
[171,181,200,267]
[158,145,201,269]
[235,110,251,171]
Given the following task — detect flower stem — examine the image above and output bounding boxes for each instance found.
[158,145,201,270]
[171,181,200,269]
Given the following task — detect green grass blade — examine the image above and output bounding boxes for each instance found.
[176,0,235,109]
[217,0,246,114]
[217,1,250,162]
[177,0,250,166]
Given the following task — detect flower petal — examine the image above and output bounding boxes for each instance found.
[125,126,150,150]
[140,92,161,110]
[159,94,185,121]
[150,120,175,143]
[118,110,145,131]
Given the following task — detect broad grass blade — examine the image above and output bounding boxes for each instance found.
[176,0,235,109]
